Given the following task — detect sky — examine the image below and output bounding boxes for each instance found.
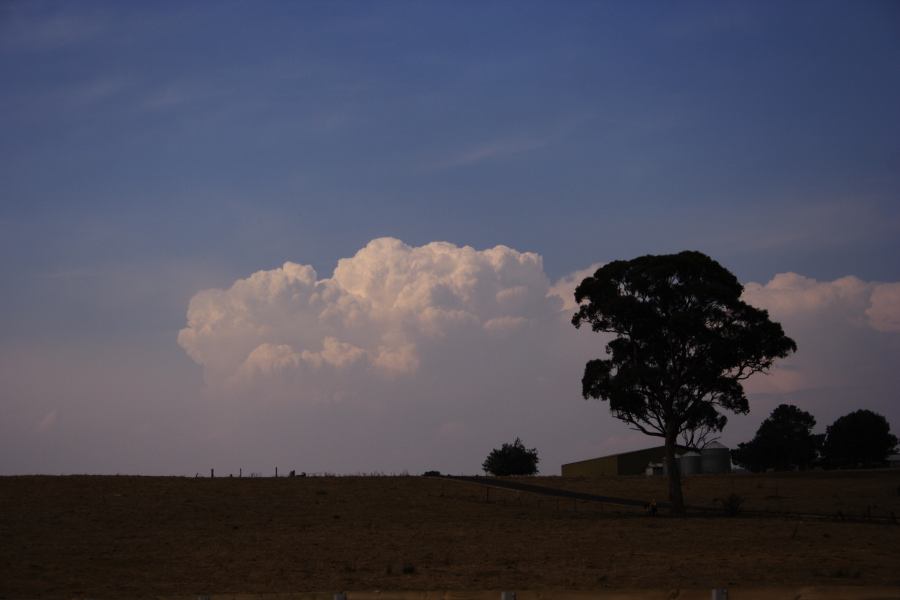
[1,1,899,476]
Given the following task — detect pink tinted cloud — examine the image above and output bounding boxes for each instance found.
[867,283,900,333]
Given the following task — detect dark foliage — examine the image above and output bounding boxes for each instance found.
[719,493,744,516]
[731,404,823,472]
[482,437,539,476]
[572,251,796,513]
[821,409,897,469]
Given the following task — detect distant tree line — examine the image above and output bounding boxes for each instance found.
[731,405,898,472]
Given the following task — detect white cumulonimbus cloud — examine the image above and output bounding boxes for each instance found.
[742,272,900,335]
[739,272,900,422]
[175,241,900,473]
[178,237,567,389]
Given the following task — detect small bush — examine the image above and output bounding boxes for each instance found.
[719,493,744,516]
[422,470,441,477]
[482,437,539,476]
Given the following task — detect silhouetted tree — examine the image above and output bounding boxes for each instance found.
[482,437,539,476]
[572,251,796,514]
[821,409,897,469]
[679,419,721,451]
[731,404,822,472]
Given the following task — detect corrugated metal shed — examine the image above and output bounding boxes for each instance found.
[561,445,688,476]
[560,455,618,476]
[563,443,734,476]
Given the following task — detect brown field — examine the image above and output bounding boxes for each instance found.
[526,469,900,517]
[2,471,900,599]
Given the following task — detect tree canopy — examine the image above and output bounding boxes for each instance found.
[822,409,897,469]
[482,437,539,476]
[572,250,796,513]
[731,404,822,472]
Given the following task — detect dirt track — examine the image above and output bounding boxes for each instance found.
[2,472,899,598]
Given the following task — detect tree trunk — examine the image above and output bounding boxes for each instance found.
[665,431,685,515]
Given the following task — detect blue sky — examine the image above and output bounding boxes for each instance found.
[1,1,899,474]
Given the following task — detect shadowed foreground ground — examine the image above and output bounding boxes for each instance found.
[1,472,899,598]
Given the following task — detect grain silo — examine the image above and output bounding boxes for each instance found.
[679,451,702,475]
[700,441,731,473]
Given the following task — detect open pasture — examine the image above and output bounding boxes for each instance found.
[1,471,899,598]
[524,469,900,518]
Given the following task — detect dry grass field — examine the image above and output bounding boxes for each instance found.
[525,469,900,517]
[2,471,900,598]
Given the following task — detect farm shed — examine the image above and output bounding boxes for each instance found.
[561,445,687,476]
